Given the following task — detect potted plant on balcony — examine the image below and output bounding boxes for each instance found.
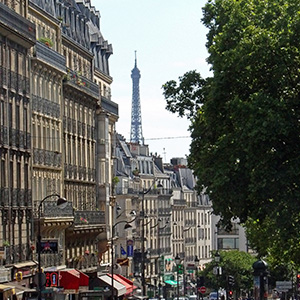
[80,217,88,224]
[38,37,53,48]
[3,240,10,247]
[132,168,139,176]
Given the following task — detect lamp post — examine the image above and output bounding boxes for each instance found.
[37,194,67,300]
[175,254,181,300]
[157,221,169,298]
[214,251,221,300]
[194,256,200,300]
[140,184,159,297]
[111,210,136,300]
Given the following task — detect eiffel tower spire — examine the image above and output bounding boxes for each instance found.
[130,51,144,144]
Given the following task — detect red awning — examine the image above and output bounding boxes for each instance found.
[79,271,89,287]
[108,274,136,295]
[59,269,80,291]
[115,274,137,290]
[59,269,89,292]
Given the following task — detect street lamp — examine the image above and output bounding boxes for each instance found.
[37,194,67,300]
[214,251,221,300]
[156,220,169,298]
[111,211,136,300]
[194,256,200,300]
[140,183,161,297]
[175,254,181,300]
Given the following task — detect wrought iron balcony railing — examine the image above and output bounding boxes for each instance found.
[2,243,32,265]
[74,210,105,225]
[173,199,187,206]
[63,69,99,100]
[32,95,60,118]
[34,42,66,72]
[101,96,118,117]
[0,2,36,48]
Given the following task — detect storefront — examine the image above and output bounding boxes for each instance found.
[59,269,89,294]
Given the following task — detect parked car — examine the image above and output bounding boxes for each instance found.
[173,297,189,300]
[189,295,198,300]
[209,292,218,300]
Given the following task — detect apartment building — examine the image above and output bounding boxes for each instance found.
[0,0,117,289]
[0,0,36,283]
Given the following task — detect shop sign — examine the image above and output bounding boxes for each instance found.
[45,271,59,287]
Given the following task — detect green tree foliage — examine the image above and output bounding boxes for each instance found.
[201,251,255,294]
[162,0,300,264]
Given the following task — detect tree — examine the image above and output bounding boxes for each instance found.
[162,0,300,265]
[201,250,256,296]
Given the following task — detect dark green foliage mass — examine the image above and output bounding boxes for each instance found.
[162,0,300,265]
[201,251,256,295]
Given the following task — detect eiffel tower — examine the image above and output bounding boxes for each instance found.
[130,51,144,144]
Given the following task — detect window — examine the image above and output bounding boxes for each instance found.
[218,238,239,250]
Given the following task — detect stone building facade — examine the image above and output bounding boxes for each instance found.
[0,0,36,282]
[0,0,117,286]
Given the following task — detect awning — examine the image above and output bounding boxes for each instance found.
[89,274,126,296]
[165,280,178,286]
[115,274,138,292]
[59,269,89,292]
[0,284,15,298]
[13,261,37,268]
[60,269,80,291]
[79,271,89,287]
[108,274,135,295]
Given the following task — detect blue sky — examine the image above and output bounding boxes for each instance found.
[95,0,211,163]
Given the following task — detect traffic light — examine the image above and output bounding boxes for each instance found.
[177,264,184,274]
[297,274,300,290]
[228,275,235,287]
[228,290,233,299]
[197,276,205,287]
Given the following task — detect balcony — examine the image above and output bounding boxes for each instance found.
[173,199,186,206]
[67,252,98,270]
[0,125,8,146]
[158,208,171,216]
[34,252,64,268]
[3,243,32,264]
[33,148,62,167]
[74,210,105,226]
[11,188,32,207]
[158,189,173,195]
[32,95,60,118]
[0,2,36,48]
[33,42,66,72]
[0,188,9,206]
[39,201,74,218]
[101,96,118,117]
[63,69,99,100]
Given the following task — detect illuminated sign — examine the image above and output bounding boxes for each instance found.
[45,272,59,287]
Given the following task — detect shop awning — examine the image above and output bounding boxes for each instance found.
[60,269,80,291]
[13,261,37,268]
[89,274,126,296]
[115,274,138,292]
[79,271,89,287]
[165,280,178,286]
[108,274,135,295]
[59,269,89,292]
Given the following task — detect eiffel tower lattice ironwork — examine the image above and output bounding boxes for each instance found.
[130,51,144,144]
